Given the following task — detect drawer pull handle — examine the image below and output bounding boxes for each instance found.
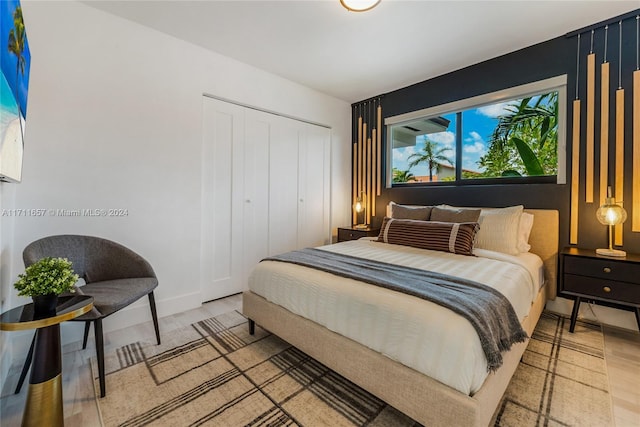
[603,267,612,273]
[603,286,611,293]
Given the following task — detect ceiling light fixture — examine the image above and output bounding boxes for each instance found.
[340,0,380,12]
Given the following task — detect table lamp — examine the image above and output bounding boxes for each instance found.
[595,187,627,257]
[353,192,367,229]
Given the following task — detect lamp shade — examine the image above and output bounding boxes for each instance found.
[340,0,381,12]
[353,192,367,229]
[595,193,627,257]
[354,199,364,213]
[596,198,627,226]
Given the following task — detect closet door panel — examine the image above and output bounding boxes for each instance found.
[269,117,300,255]
[298,125,331,248]
[243,109,271,282]
[201,98,245,301]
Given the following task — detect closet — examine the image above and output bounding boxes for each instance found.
[201,96,331,302]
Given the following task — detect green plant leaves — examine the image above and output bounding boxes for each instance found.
[511,137,544,176]
[13,257,79,297]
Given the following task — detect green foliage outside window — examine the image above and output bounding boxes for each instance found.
[477,92,558,178]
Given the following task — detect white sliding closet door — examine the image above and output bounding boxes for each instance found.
[201,98,245,302]
[298,125,331,249]
[242,109,271,284]
[268,116,301,256]
[201,96,331,302]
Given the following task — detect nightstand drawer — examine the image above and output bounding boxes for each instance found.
[564,256,639,283]
[563,274,640,305]
[337,227,380,242]
[338,229,367,241]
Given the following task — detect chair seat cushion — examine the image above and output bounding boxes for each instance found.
[73,277,158,319]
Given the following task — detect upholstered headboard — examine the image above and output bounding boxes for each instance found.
[524,209,559,300]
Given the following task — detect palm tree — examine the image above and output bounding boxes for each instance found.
[485,92,558,176]
[407,139,453,182]
[8,6,27,140]
[392,168,415,183]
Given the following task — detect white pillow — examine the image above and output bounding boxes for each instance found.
[475,205,524,255]
[517,212,534,253]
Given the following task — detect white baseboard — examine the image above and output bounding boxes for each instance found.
[72,290,203,335]
[546,297,639,332]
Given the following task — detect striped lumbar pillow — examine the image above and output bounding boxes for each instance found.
[377,217,479,256]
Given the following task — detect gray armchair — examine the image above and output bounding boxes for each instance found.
[15,235,160,397]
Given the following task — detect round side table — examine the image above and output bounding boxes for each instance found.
[0,295,93,427]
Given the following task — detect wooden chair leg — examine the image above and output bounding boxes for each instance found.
[82,321,91,349]
[14,333,36,394]
[95,319,106,398]
[148,292,161,345]
[248,319,255,335]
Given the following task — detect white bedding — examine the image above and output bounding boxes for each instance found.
[248,239,544,395]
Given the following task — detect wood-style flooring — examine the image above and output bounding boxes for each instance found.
[1,294,638,426]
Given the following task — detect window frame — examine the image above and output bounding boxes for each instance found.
[385,75,567,188]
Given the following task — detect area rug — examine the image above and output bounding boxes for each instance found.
[93,311,613,426]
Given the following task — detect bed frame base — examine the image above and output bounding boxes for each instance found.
[243,284,547,427]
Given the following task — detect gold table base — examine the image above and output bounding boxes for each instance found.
[23,374,63,427]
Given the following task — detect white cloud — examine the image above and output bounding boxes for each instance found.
[393,146,414,161]
[463,131,486,154]
[427,131,455,147]
[464,141,485,154]
[465,131,483,142]
[476,102,512,118]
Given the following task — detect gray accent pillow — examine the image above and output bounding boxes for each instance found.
[430,206,481,223]
[391,203,432,221]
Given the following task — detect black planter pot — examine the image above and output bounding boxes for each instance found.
[32,294,58,319]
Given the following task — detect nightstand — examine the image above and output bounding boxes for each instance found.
[337,226,380,242]
[560,247,640,332]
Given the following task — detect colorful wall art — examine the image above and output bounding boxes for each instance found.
[1,0,31,183]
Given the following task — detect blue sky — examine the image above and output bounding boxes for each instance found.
[1,0,31,119]
[393,102,514,175]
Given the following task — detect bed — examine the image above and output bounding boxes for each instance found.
[242,208,558,427]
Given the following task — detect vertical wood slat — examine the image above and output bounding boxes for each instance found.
[352,142,357,225]
[600,62,610,206]
[367,137,372,225]
[363,123,367,212]
[633,70,640,232]
[362,122,367,222]
[377,105,382,196]
[586,53,595,203]
[615,89,624,245]
[570,99,581,245]
[371,129,377,217]
[357,116,363,197]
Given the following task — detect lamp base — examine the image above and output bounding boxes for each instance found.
[596,248,627,257]
[353,224,369,230]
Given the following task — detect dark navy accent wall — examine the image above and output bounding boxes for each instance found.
[358,10,640,254]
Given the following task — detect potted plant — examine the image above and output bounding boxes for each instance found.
[14,257,79,316]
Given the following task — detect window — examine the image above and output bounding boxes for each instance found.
[386,76,567,186]
[391,113,456,183]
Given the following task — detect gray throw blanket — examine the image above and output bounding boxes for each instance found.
[263,248,528,372]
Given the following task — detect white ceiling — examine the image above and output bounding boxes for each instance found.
[84,0,639,103]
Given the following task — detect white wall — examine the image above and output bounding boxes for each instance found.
[0,182,18,384]
[0,0,351,377]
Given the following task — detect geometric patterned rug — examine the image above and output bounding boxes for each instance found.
[93,311,612,426]
[493,311,613,426]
